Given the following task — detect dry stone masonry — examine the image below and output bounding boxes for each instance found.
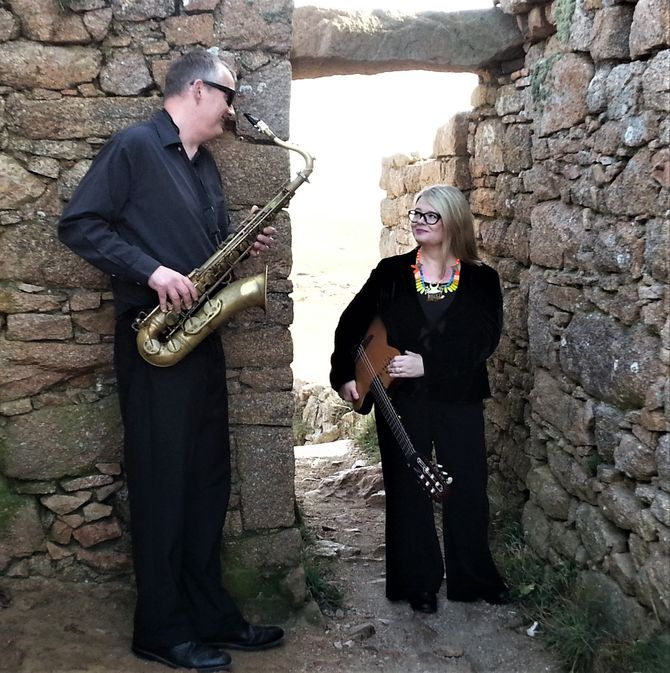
[0,0,668,634]
[375,0,668,636]
[0,0,304,619]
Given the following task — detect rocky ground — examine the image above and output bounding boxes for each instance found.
[0,439,562,673]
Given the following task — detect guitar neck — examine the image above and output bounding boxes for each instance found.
[354,329,452,503]
[368,376,417,462]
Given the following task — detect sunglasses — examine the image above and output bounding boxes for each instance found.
[201,80,236,106]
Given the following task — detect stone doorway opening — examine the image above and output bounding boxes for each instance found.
[287,70,479,387]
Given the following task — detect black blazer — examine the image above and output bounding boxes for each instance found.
[330,249,503,404]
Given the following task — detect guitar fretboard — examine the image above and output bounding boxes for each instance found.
[367,373,415,463]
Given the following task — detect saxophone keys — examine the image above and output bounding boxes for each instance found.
[142,338,162,355]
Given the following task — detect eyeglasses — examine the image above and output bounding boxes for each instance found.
[201,80,236,106]
[408,209,441,225]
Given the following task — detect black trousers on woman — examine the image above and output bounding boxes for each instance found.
[114,314,245,649]
[375,396,506,603]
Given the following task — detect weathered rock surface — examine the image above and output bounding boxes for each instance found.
[291,7,524,78]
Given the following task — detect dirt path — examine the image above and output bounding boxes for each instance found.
[0,440,561,673]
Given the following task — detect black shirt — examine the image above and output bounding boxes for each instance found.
[58,109,230,315]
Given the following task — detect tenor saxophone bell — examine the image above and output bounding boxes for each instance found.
[136,269,267,367]
[134,115,314,366]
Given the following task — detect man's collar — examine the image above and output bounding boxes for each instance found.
[153,108,182,147]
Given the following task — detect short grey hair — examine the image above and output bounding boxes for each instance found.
[164,48,235,98]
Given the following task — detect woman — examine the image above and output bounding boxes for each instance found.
[330,184,508,613]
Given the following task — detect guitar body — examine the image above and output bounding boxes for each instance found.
[353,317,400,415]
[353,317,453,502]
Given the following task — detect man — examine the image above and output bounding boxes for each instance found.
[59,48,283,672]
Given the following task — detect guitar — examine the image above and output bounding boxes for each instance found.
[353,318,453,503]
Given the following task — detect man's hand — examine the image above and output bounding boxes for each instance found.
[148,265,199,313]
[250,225,276,257]
[338,380,359,403]
[388,351,424,379]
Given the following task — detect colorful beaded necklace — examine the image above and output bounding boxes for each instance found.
[411,249,461,302]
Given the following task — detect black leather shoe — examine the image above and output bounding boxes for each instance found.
[409,592,437,614]
[205,623,285,651]
[483,588,513,605]
[132,641,232,671]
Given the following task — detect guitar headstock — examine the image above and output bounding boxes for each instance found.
[412,456,453,503]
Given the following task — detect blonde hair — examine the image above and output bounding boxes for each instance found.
[414,184,480,265]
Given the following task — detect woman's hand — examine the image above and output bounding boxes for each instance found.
[388,351,424,379]
[338,380,359,403]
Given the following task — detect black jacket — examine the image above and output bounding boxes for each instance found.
[330,249,503,404]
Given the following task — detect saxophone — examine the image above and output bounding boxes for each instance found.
[133,113,315,367]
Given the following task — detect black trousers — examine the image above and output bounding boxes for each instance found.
[115,314,245,649]
[376,396,506,602]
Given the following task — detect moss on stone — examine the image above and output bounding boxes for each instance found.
[0,475,26,533]
[221,559,300,622]
[554,0,576,44]
[222,531,306,621]
[530,53,562,106]
[2,395,122,481]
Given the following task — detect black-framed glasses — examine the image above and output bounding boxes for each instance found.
[201,80,236,106]
[408,209,441,225]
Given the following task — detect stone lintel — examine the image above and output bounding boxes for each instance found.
[291,8,524,79]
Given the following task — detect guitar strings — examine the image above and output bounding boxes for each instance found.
[355,344,419,460]
[355,341,450,497]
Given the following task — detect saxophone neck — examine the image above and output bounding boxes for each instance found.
[244,112,314,180]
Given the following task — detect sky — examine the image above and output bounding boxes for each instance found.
[288,0,491,383]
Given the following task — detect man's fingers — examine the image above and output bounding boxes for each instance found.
[148,266,199,312]
[187,279,199,302]
[157,288,168,313]
[167,286,184,311]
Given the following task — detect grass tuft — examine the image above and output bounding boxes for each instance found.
[303,555,344,614]
[490,510,669,673]
[295,501,344,614]
[353,411,380,464]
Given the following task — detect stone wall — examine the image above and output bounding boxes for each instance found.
[1,0,668,631]
[379,0,668,634]
[0,0,304,619]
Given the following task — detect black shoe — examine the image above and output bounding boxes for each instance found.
[483,588,513,605]
[447,591,478,603]
[205,624,285,651]
[132,641,232,671]
[409,592,437,614]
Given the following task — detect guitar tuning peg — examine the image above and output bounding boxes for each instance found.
[446,477,453,484]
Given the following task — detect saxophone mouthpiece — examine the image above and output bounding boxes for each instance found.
[244,112,260,127]
[243,113,275,141]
